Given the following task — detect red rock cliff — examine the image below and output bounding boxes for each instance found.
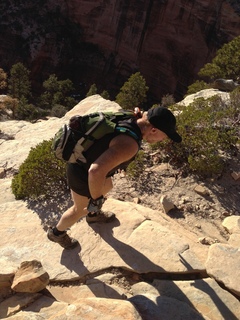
[64,0,240,100]
[0,0,240,102]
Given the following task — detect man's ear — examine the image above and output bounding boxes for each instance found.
[151,127,157,134]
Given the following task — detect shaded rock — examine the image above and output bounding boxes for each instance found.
[89,199,208,274]
[160,195,175,214]
[0,255,17,302]
[133,197,141,204]
[6,312,45,319]
[130,278,240,320]
[231,171,240,181]
[198,237,218,245]
[0,266,14,304]
[0,292,41,319]
[129,293,207,320]
[8,296,68,320]
[194,185,209,197]
[0,262,15,290]
[212,79,239,92]
[11,260,49,293]
[153,278,240,320]
[205,243,240,297]
[0,167,5,178]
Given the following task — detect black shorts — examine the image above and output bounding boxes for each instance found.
[67,163,91,197]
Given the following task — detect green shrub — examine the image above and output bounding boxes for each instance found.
[186,80,209,96]
[100,90,110,100]
[126,150,146,179]
[51,104,67,118]
[11,140,67,200]
[198,35,240,81]
[151,97,238,177]
[86,84,98,97]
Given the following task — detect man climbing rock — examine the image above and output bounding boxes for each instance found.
[47,106,182,249]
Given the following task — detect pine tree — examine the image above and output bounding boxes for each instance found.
[198,35,240,81]
[8,63,31,100]
[43,74,60,93]
[40,74,75,110]
[0,68,7,92]
[86,84,98,97]
[115,72,149,109]
[100,90,110,100]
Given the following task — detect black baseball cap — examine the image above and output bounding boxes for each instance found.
[147,106,182,143]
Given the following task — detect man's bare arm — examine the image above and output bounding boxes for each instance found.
[88,134,139,200]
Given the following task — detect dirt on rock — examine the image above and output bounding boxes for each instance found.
[108,145,240,244]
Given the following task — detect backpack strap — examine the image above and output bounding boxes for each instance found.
[115,126,141,147]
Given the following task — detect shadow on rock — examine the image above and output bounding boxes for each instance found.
[89,218,164,272]
[129,294,207,320]
[27,191,72,231]
[60,244,89,277]
[88,219,235,320]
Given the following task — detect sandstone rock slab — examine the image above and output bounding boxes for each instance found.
[206,243,240,297]
[0,95,122,169]
[178,89,230,107]
[0,196,208,283]
[48,272,128,303]
[13,296,142,320]
[130,277,240,320]
[47,298,142,320]
[7,296,68,320]
[0,292,41,319]
[129,294,207,320]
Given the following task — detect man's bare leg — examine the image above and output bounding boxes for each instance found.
[56,177,113,229]
[47,177,114,248]
[56,192,89,231]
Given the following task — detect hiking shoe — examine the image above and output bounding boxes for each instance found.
[86,210,116,224]
[47,228,79,250]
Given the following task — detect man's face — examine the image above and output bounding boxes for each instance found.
[144,127,168,144]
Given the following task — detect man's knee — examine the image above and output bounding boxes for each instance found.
[72,204,86,218]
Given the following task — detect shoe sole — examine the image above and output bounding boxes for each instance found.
[47,230,79,249]
[87,214,116,224]
[48,237,79,249]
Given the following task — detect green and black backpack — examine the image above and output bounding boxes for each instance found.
[52,111,141,164]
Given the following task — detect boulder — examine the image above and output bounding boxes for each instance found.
[11,260,49,293]
[222,216,240,234]
[212,79,239,92]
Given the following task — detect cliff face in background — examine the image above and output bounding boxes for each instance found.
[1,0,240,102]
